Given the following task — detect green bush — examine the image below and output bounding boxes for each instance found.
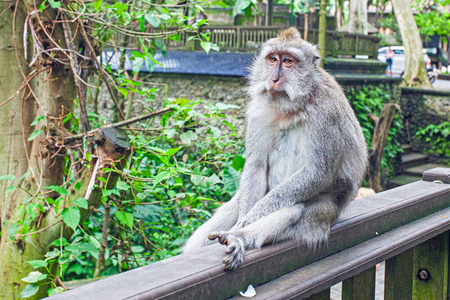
[346,86,403,178]
[416,121,450,162]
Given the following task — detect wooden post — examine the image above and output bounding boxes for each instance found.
[368,103,400,192]
[268,0,274,26]
[385,232,449,299]
[385,249,414,299]
[342,267,376,300]
[304,13,308,41]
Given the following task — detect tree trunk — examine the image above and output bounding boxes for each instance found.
[368,104,400,192]
[335,0,344,30]
[391,0,432,87]
[318,0,327,67]
[339,0,368,34]
[0,2,128,298]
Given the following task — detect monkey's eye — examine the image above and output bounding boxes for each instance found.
[269,56,277,62]
[283,58,293,64]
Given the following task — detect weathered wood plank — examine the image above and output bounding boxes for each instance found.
[233,207,450,299]
[412,232,449,299]
[342,267,376,300]
[385,248,414,300]
[49,169,450,300]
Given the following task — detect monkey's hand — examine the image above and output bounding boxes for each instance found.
[208,231,245,271]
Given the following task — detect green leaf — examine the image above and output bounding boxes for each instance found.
[206,174,221,184]
[28,129,43,141]
[117,180,130,191]
[62,207,81,231]
[164,128,176,139]
[145,14,161,27]
[169,34,180,42]
[48,0,61,9]
[19,283,39,298]
[48,287,65,296]
[62,113,73,124]
[200,41,211,54]
[27,260,48,269]
[208,125,221,139]
[154,39,167,57]
[166,146,182,157]
[22,271,47,283]
[132,57,144,73]
[153,171,171,186]
[231,155,245,171]
[93,0,102,12]
[73,197,88,209]
[45,185,69,196]
[30,115,45,126]
[0,174,15,181]
[180,131,197,143]
[190,174,204,186]
[7,223,18,240]
[5,185,16,193]
[74,181,81,191]
[115,211,134,229]
[113,2,127,14]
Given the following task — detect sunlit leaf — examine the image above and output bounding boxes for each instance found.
[73,197,88,209]
[62,207,81,231]
[28,129,43,141]
[22,271,47,283]
[27,260,48,269]
[115,211,134,229]
[19,283,39,298]
[45,185,69,196]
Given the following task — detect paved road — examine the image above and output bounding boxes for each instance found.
[433,79,450,90]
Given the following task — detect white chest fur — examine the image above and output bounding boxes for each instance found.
[268,125,308,190]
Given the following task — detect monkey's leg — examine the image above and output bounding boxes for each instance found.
[183,195,239,253]
[209,194,338,270]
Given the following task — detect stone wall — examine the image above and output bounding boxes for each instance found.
[400,87,450,159]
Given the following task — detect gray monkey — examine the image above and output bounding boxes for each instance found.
[183,27,368,270]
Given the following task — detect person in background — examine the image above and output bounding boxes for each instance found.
[385,47,394,76]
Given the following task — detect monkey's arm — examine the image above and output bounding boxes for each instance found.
[183,191,240,252]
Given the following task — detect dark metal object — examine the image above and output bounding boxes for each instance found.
[418,269,430,281]
[48,168,450,300]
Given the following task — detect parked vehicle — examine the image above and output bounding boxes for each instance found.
[377,46,433,79]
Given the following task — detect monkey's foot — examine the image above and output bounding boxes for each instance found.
[208,231,245,271]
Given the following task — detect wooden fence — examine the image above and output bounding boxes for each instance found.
[49,167,450,300]
[155,26,380,58]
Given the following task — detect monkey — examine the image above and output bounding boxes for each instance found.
[183,27,368,271]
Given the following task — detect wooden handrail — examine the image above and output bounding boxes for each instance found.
[48,168,450,299]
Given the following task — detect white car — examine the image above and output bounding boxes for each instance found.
[377,46,432,77]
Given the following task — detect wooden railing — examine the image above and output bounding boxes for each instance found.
[49,167,450,300]
[152,26,380,58]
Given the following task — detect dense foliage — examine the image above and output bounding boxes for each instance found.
[346,85,403,178]
[416,121,450,162]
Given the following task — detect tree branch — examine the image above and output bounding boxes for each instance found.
[63,107,173,144]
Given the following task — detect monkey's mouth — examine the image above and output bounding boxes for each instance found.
[267,89,284,94]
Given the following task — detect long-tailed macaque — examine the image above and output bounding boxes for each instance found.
[184,27,368,270]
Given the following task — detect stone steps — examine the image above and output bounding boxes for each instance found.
[388,145,449,188]
[401,153,429,170]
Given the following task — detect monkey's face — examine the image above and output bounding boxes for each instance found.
[265,51,297,95]
[248,43,321,115]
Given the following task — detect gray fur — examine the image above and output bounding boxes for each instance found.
[183,28,368,270]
